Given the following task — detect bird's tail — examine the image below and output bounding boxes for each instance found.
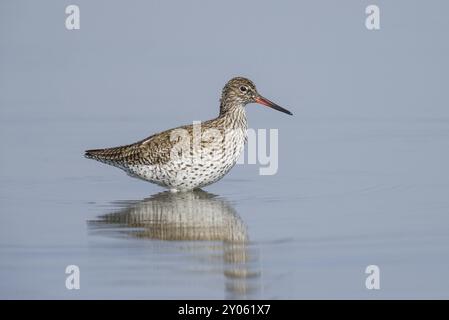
[84,146,127,163]
[84,143,143,167]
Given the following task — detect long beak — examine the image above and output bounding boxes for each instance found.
[254,95,293,116]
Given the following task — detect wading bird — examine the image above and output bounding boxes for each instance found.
[85,77,292,191]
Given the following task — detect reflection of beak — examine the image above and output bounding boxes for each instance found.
[254,95,293,116]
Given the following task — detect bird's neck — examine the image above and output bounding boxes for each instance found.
[219,100,247,130]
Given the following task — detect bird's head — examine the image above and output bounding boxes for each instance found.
[220,77,292,116]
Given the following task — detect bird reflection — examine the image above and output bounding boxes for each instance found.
[89,190,260,299]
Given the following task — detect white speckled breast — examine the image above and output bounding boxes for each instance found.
[126,127,247,191]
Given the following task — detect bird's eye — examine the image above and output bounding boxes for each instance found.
[240,86,248,92]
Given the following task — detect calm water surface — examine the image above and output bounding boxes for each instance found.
[1,114,449,299]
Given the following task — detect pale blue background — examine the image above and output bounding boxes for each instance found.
[1,0,448,298]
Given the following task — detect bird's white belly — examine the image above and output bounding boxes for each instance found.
[126,129,246,191]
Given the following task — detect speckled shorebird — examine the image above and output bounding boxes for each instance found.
[85,77,292,191]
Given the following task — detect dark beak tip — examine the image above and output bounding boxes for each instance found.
[255,96,293,116]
